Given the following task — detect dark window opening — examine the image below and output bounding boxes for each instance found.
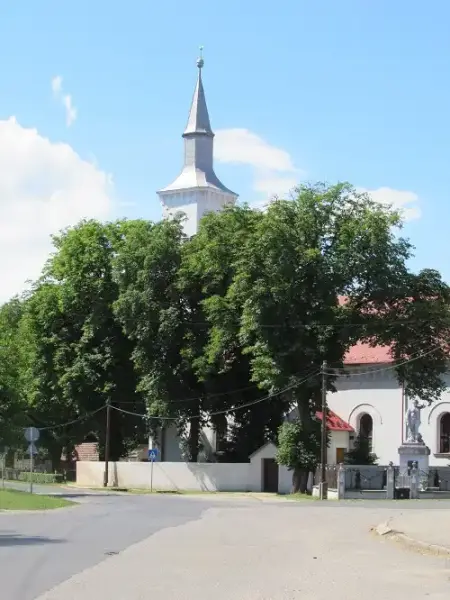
[439,413,450,453]
[359,413,373,452]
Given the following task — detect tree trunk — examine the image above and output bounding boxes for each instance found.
[48,442,63,472]
[294,395,315,494]
[188,417,200,462]
[292,468,308,493]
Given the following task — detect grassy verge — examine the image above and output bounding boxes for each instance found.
[68,487,253,495]
[284,493,318,501]
[0,489,74,511]
[69,486,316,500]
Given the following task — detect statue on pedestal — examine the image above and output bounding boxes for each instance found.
[405,399,426,443]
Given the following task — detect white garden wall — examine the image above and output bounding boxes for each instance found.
[77,455,293,494]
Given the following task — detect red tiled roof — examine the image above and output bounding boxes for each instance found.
[316,410,354,432]
[344,342,393,365]
[74,442,99,461]
[338,295,394,365]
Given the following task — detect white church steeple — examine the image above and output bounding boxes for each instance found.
[157,49,238,237]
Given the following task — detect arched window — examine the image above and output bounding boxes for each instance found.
[359,413,373,452]
[439,413,450,453]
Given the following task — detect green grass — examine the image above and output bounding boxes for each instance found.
[0,488,74,510]
[284,493,318,501]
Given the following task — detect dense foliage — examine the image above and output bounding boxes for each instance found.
[0,182,448,488]
[344,434,378,466]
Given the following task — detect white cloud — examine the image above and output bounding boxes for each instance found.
[51,75,62,95]
[253,175,298,198]
[215,128,300,201]
[63,94,77,127]
[0,117,114,304]
[215,128,295,171]
[51,75,78,127]
[360,186,421,221]
[214,130,421,221]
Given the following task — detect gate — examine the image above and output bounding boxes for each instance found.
[393,467,411,499]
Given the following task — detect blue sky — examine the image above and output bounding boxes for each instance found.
[0,0,449,300]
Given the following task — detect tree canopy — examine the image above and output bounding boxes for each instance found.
[0,182,448,484]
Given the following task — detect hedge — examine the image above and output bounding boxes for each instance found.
[17,471,64,484]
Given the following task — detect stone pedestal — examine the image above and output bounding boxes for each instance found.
[398,442,430,472]
[386,463,395,499]
[319,481,328,500]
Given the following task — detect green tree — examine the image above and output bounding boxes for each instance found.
[18,220,146,466]
[344,434,378,465]
[276,420,322,491]
[0,297,27,449]
[223,183,450,491]
[17,282,95,467]
[178,206,284,461]
[113,219,203,457]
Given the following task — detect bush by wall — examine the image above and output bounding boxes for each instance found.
[16,471,63,484]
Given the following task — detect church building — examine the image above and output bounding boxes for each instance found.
[157,51,238,238]
[153,54,450,468]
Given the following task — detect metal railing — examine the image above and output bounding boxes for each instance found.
[314,465,338,489]
[344,466,388,490]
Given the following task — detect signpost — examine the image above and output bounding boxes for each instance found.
[148,447,158,493]
[24,427,40,494]
[0,446,8,489]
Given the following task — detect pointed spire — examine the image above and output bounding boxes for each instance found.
[183,47,213,137]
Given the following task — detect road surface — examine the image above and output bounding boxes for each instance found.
[1,484,450,599]
[1,483,229,600]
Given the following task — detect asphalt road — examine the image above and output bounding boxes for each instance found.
[0,483,233,600]
[2,484,450,600]
[35,495,450,600]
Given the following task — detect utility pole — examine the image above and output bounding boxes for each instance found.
[320,360,328,500]
[103,400,111,488]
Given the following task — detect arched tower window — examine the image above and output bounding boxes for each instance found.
[439,413,450,453]
[359,413,373,452]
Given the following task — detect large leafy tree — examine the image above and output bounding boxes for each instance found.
[211,183,449,491]
[18,282,84,467]
[179,206,286,461]
[0,297,27,452]
[113,218,206,458]
[1,181,447,485]
[23,219,146,464]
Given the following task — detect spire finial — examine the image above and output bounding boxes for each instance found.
[197,46,204,69]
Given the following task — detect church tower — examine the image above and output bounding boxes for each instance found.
[157,50,238,237]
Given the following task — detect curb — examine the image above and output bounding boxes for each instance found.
[373,522,450,557]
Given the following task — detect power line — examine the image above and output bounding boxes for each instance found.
[115,382,265,405]
[15,345,448,432]
[324,345,443,377]
[16,302,450,330]
[110,370,321,421]
[120,315,448,330]
[36,405,106,432]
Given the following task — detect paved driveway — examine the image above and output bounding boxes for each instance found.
[2,486,450,600]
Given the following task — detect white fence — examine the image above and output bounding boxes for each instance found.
[76,459,292,494]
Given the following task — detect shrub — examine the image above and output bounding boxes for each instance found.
[17,471,64,484]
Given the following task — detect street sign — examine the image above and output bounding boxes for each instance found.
[148,448,158,461]
[26,443,38,456]
[24,427,40,443]
[148,448,158,493]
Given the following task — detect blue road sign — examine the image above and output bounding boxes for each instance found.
[148,448,158,461]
